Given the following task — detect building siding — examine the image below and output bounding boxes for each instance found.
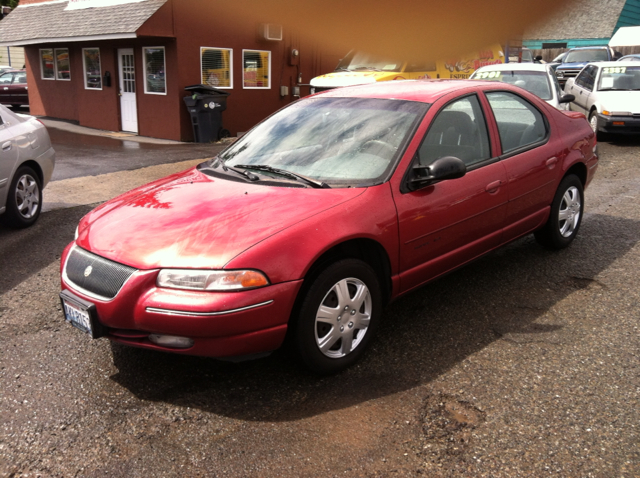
[615,0,640,30]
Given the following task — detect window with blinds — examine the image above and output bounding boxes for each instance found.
[55,48,70,80]
[201,47,232,88]
[242,50,270,89]
[143,47,166,95]
[40,49,54,80]
[82,48,102,90]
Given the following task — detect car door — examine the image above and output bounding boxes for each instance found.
[484,90,561,241]
[0,110,19,208]
[9,72,28,106]
[393,93,508,293]
[0,72,13,104]
[566,65,596,114]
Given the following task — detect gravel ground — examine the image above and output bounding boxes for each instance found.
[0,139,639,477]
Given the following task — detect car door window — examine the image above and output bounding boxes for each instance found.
[417,94,490,168]
[575,65,596,92]
[486,91,547,154]
[14,74,27,85]
[0,73,12,85]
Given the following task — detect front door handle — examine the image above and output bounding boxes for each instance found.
[2,141,12,151]
[485,180,502,193]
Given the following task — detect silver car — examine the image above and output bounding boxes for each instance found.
[564,61,640,139]
[0,105,55,228]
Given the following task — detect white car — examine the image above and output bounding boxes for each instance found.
[0,105,55,228]
[564,61,640,139]
[470,62,574,110]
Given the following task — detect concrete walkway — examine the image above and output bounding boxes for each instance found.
[40,119,229,212]
[43,158,203,212]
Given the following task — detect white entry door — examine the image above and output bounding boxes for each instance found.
[118,48,138,133]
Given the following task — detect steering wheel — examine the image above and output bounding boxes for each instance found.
[358,140,396,159]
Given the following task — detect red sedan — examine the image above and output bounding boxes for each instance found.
[60,80,598,374]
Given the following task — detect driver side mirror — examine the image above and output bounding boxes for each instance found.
[559,94,575,104]
[408,156,467,191]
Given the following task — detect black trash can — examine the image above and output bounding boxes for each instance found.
[183,84,230,143]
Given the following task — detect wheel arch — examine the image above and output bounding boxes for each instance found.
[565,162,587,187]
[300,238,393,307]
[17,160,44,184]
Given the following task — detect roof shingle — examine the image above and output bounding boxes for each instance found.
[0,0,168,46]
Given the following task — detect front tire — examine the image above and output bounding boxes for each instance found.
[1,166,42,228]
[589,110,607,142]
[534,174,584,250]
[293,259,382,374]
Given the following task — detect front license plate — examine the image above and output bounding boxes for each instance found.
[60,290,104,339]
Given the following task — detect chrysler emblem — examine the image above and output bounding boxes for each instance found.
[84,265,93,277]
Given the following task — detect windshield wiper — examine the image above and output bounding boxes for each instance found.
[218,161,260,181]
[234,164,331,189]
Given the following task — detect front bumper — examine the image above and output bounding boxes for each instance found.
[60,242,303,358]
[596,113,640,134]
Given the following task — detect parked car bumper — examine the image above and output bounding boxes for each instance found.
[60,243,303,359]
[596,113,640,134]
[36,146,56,187]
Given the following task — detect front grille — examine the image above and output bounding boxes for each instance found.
[65,246,137,300]
[559,69,581,77]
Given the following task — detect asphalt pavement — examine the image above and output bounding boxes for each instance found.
[0,123,639,477]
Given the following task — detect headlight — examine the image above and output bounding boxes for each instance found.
[602,110,631,116]
[556,71,564,78]
[157,269,269,291]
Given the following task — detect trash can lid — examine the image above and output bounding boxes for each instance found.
[184,84,231,96]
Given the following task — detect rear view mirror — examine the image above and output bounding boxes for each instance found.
[408,156,466,191]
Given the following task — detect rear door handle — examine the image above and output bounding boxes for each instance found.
[546,157,558,168]
[2,141,11,151]
[485,180,502,192]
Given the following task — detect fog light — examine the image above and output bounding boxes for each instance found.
[148,334,194,349]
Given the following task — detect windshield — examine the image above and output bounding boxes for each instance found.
[598,65,640,91]
[564,49,609,63]
[472,70,552,100]
[335,51,403,72]
[215,97,427,187]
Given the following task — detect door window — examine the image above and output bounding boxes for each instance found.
[574,65,596,91]
[486,91,547,154]
[418,95,491,167]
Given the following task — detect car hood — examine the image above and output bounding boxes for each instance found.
[557,61,590,70]
[76,167,365,270]
[595,91,640,112]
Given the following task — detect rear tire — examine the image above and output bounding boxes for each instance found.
[1,166,42,228]
[293,259,382,374]
[534,174,584,250]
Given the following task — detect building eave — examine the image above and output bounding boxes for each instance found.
[0,32,138,47]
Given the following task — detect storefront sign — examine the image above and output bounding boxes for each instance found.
[65,0,147,11]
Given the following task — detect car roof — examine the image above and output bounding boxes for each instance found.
[314,79,527,104]
[474,63,548,73]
